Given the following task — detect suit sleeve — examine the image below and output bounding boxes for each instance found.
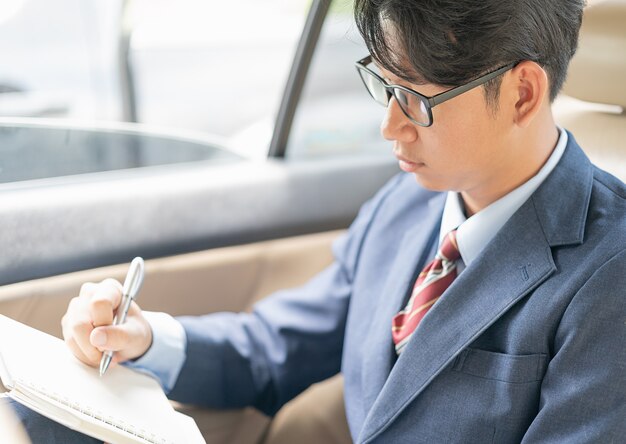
[521,250,626,443]
[167,175,402,416]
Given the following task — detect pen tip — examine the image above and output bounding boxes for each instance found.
[99,355,111,377]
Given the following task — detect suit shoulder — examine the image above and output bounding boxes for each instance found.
[586,167,626,251]
[592,166,626,200]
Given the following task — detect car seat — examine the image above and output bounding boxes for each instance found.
[554,0,626,182]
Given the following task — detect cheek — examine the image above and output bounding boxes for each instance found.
[420,124,492,187]
[431,95,495,156]
[446,97,489,132]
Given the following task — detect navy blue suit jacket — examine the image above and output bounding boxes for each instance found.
[169,133,626,443]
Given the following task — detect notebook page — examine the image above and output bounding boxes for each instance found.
[11,382,153,444]
[0,315,204,444]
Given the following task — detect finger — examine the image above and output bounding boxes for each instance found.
[62,297,100,364]
[89,280,123,327]
[65,336,97,366]
[64,336,89,364]
[61,297,83,334]
[78,282,97,299]
[65,324,102,366]
[73,319,103,362]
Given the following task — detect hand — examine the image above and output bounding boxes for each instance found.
[61,279,153,368]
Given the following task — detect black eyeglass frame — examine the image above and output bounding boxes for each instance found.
[355,55,517,127]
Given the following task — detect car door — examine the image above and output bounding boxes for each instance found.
[0,1,395,442]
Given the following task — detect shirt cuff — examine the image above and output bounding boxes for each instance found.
[123,311,187,394]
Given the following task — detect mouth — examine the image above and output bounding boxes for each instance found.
[394,151,425,173]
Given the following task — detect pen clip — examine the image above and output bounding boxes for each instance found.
[122,257,144,300]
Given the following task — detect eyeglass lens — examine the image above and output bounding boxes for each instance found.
[358,68,430,125]
[358,69,389,106]
[394,90,429,124]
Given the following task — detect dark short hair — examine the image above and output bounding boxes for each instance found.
[354,0,585,105]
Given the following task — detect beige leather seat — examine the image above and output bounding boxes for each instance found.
[554,0,626,181]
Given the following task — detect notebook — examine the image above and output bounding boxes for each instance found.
[0,314,205,444]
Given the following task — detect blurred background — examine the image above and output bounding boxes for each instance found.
[0,0,387,172]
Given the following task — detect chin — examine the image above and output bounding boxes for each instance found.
[411,173,452,192]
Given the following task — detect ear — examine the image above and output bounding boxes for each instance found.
[508,61,549,128]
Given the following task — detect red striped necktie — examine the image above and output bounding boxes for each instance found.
[392,230,461,355]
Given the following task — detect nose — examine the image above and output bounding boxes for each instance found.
[380,96,418,143]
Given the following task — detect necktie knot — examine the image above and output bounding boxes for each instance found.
[438,229,460,263]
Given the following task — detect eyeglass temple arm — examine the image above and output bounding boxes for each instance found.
[429,63,517,107]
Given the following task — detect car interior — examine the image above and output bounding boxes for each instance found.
[0,0,624,443]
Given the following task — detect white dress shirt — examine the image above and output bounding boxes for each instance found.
[439,129,567,272]
[128,129,568,392]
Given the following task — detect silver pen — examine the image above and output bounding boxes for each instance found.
[99,257,145,376]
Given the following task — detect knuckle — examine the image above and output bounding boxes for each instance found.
[79,282,95,298]
[67,296,81,311]
[91,281,122,307]
[71,318,93,337]
[90,295,111,310]
[101,278,123,293]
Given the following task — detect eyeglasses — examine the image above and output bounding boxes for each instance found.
[355,55,516,127]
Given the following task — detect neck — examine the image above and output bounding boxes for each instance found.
[461,117,560,217]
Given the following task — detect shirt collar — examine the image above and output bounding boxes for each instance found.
[440,128,568,266]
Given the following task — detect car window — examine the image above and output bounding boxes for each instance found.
[0,1,121,121]
[0,121,239,184]
[286,0,389,160]
[0,0,308,183]
[129,0,307,140]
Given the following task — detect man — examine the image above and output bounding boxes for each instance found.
[14,0,626,442]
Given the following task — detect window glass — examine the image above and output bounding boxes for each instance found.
[0,0,120,120]
[130,0,307,140]
[0,0,308,181]
[0,122,239,184]
[286,0,389,160]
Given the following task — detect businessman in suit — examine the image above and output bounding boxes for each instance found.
[14,0,626,442]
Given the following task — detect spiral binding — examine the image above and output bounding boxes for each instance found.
[16,379,170,444]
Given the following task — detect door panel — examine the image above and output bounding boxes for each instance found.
[0,155,397,286]
[0,230,341,337]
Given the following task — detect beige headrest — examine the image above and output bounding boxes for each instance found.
[562,0,626,108]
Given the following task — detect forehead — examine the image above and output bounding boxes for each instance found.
[369,54,431,90]
[370,20,429,85]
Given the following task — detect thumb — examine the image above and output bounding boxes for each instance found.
[89,317,152,362]
[90,325,131,352]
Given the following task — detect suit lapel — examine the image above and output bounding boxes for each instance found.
[358,133,594,443]
[358,201,556,442]
[360,192,445,413]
